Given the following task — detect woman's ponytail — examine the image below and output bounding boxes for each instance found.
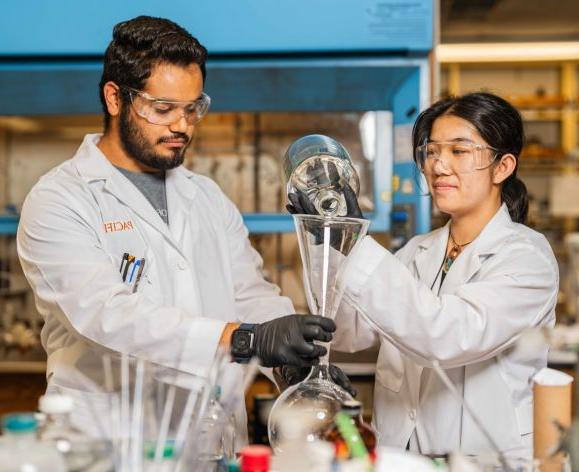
[501,175,528,224]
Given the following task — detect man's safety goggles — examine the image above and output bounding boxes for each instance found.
[122,86,211,126]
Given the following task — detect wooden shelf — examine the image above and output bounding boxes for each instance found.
[508,95,568,109]
[440,60,578,154]
[519,159,577,174]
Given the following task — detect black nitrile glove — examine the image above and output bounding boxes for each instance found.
[280,364,357,397]
[254,314,336,368]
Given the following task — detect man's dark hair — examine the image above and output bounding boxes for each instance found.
[99,15,208,129]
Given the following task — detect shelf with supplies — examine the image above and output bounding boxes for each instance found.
[439,57,578,155]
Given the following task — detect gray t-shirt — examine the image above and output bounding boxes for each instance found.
[115,166,169,224]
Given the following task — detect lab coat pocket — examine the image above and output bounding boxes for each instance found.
[375,339,404,393]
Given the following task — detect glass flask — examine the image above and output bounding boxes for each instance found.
[268,214,369,451]
[283,134,360,217]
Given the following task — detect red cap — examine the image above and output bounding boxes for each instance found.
[240,445,272,472]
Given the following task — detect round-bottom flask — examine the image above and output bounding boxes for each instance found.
[283,135,360,217]
[268,364,353,452]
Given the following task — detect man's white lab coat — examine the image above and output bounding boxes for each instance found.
[17,134,294,443]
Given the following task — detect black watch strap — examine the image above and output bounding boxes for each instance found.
[231,323,257,364]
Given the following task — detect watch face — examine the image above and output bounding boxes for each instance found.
[233,330,252,356]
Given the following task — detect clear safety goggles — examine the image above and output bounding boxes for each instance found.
[416,140,499,174]
[122,86,211,126]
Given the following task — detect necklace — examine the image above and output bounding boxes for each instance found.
[443,230,474,274]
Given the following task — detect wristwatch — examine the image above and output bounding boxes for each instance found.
[230,323,256,363]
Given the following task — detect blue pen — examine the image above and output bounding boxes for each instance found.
[132,259,146,293]
[128,259,141,283]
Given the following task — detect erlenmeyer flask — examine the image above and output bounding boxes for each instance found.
[268,214,369,451]
[283,135,360,217]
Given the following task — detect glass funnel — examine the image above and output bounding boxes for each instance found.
[283,134,360,217]
[268,214,370,451]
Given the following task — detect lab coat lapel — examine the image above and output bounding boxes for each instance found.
[165,166,198,246]
[413,224,450,289]
[73,134,184,255]
[438,242,481,295]
[439,204,515,294]
[103,173,173,239]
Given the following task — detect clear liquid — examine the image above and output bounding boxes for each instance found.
[288,155,359,217]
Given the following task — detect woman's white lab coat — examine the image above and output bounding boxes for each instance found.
[333,204,558,458]
[17,134,294,443]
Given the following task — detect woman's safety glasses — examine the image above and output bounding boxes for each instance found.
[416,140,499,174]
[122,86,211,126]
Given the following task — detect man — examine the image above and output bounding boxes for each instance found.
[17,16,339,444]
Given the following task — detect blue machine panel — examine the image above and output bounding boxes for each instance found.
[393,162,431,236]
[0,1,433,56]
[0,3,433,236]
[0,58,417,115]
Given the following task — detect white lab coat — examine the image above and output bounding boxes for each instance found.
[17,134,294,443]
[333,204,558,458]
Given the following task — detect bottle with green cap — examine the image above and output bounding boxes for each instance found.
[0,412,67,471]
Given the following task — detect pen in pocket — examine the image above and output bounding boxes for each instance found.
[128,259,141,283]
[122,255,135,282]
[119,253,129,274]
[132,259,146,293]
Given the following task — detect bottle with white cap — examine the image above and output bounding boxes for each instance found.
[37,393,109,471]
[0,412,67,471]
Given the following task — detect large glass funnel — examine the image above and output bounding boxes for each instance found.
[283,134,360,217]
[268,214,370,451]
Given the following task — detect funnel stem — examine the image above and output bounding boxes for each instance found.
[321,225,330,318]
[319,225,332,366]
[319,342,330,366]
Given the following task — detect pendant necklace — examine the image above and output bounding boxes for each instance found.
[443,229,474,274]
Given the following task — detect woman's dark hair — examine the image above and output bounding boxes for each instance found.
[99,16,208,129]
[412,92,528,224]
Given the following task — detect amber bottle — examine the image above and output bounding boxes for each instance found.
[324,400,377,460]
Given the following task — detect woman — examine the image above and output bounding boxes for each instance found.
[288,92,558,459]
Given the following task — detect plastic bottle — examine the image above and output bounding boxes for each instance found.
[283,134,360,217]
[0,412,67,471]
[240,445,271,472]
[198,386,232,470]
[37,393,110,471]
[324,400,377,460]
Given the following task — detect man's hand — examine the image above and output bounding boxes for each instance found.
[277,364,357,397]
[253,314,336,367]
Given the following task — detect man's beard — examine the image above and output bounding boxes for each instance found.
[119,105,190,171]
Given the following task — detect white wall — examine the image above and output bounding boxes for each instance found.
[8,134,81,210]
